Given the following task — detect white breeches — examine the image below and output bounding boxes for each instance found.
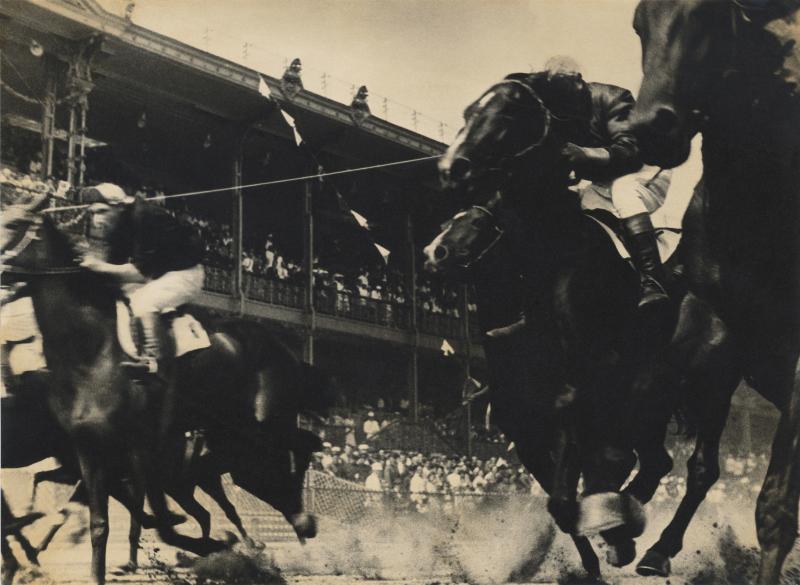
[128,264,205,316]
[580,165,672,219]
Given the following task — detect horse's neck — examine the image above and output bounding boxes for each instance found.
[505,167,586,259]
[29,276,118,368]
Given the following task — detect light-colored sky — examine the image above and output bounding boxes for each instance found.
[100,0,700,225]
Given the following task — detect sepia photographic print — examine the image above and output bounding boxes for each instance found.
[1,1,799,584]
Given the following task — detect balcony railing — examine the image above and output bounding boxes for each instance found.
[201,265,470,340]
[314,289,411,330]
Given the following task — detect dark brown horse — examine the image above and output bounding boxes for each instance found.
[0,208,333,583]
[628,1,800,583]
[428,71,684,573]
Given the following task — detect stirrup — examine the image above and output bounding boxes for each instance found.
[638,276,669,309]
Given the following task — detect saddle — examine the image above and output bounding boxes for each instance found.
[115,302,211,363]
[583,208,682,267]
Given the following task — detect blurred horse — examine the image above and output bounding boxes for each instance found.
[0,208,333,583]
[429,71,685,571]
[628,1,800,582]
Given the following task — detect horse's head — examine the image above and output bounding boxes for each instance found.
[231,428,323,542]
[439,72,591,205]
[629,0,765,166]
[1,205,78,279]
[423,192,504,274]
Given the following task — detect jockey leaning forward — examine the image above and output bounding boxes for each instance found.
[546,56,673,310]
[80,183,204,373]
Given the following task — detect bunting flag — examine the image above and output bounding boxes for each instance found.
[374,243,391,264]
[258,75,273,101]
[350,209,370,229]
[255,76,392,264]
[278,110,304,146]
[441,339,455,357]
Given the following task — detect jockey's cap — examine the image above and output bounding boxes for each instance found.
[81,183,134,206]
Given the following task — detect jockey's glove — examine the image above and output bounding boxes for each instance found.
[561,143,611,175]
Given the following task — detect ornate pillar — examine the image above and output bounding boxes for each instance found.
[63,36,102,187]
[40,57,58,182]
[303,179,315,364]
[406,213,419,422]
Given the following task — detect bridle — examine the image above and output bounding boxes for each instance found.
[1,212,83,275]
[440,203,505,270]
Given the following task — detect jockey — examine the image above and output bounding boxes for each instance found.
[547,56,672,309]
[80,183,204,373]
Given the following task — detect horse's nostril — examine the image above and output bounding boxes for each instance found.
[434,245,449,261]
[652,107,679,135]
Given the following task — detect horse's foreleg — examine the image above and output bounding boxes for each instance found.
[547,400,582,535]
[755,358,800,585]
[624,358,677,504]
[77,455,109,585]
[637,298,739,578]
[199,474,258,548]
[1,536,19,585]
[516,440,601,581]
[168,486,211,540]
[636,401,731,577]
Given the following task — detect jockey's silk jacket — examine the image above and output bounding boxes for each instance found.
[106,198,203,279]
[579,82,643,183]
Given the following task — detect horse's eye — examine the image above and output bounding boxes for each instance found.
[471,218,483,228]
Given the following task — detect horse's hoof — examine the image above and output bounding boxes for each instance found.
[605,539,636,568]
[244,538,266,551]
[111,562,138,576]
[577,493,645,538]
[222,530,239,547]
[175,552,196,568]
[636,548,671,577]
[291,513,317,540]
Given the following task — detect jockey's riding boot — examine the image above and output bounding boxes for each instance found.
[621,213,670,310]
[137,312,161,374]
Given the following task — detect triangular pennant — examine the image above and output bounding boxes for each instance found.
[291,126,304,146]
[258,75,273,100]
[350,209,370,229]
[280,109,296,127]
[374,243,390,264]
[441,339,455,356]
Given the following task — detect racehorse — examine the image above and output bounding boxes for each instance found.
[0,206,333,583]
[627,1,800,582]
[425,197,606,581]
[427,71,683,570]
[2,384,314,576]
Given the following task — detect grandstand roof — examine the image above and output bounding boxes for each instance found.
[0,0,444,183]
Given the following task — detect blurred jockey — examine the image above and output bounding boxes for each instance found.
[80,183,204,373]
[547,55,673,309]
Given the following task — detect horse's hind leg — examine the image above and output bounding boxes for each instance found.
[755,357,800,585]
[198,475,259,548]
